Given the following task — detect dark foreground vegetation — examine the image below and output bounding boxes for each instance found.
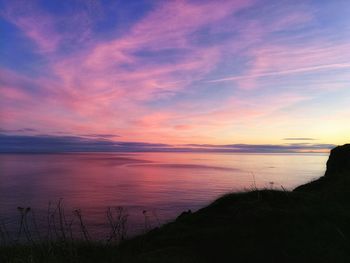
[1,144,350,263]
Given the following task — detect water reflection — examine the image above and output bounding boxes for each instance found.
[0,152,327,237]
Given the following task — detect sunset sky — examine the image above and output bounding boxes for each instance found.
[1,0,349,152]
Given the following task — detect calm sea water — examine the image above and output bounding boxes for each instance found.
[0,152,328,238]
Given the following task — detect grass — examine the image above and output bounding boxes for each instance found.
[119,189,350,263]
[1,187,350,262]
[0,201,129,263]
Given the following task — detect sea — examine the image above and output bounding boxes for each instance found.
[0,152,328,239]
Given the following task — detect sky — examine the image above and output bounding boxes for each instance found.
[0,0,349,152]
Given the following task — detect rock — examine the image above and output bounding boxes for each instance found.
[325,144,350,177]
[294,144,350,192]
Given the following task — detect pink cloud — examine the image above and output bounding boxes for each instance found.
[45,1,257,123]
[2,0,349,145]
[1,1,60,52]
[1,0,97,53]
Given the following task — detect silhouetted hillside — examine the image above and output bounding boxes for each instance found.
[117,144,350,262]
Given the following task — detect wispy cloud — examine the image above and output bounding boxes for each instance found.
[283,138,316,141]
[0,128,37,133]
[0,0,98,53]
[78,134,120,139]
[206,63,350,83]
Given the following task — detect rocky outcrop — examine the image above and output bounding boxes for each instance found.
[324,144,350,177]
[294,144,350,194]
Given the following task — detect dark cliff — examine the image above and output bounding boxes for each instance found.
[325,144,350,177]
[294,144,350,202]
